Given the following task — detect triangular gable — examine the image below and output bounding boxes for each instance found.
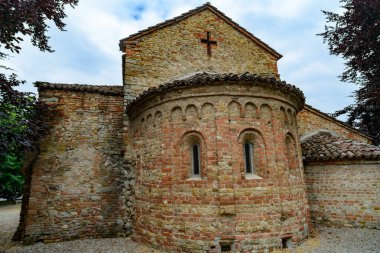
[299,104,373,143]
[119,2,282,59]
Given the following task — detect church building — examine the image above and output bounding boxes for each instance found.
[15,3,380,252]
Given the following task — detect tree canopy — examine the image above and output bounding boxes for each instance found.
[0,0,79,202]
[0,0,79,57]
[319,0,380,145]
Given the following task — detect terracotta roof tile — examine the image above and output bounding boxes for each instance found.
[119,3,282,59]
[35,82,123,96]
[126,72,305,111]
[301,130,380,163]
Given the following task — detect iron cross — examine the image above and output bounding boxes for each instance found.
[200,31,217,56]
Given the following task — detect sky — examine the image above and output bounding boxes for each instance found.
[2,0,355,119]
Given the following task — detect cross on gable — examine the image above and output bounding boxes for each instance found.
[200,31,217,56]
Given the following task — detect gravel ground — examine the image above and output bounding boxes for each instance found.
[1,202,379,253]
[292,226,380,253]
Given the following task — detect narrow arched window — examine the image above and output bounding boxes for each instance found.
[285,134,298,177]
[244,141,254,174]
[239,130,266,179]
[182,132,205,180]
[192,143,201,176]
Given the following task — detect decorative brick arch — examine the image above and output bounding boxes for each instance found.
[285,132,299,178]
[179,131,207,180]
[238,128,267,179]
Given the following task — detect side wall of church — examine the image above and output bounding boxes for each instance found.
[305,161,380,229]
[22,89,133,243]
[128,82,309,252]
[297,106,371,143]
[123,9,279,98]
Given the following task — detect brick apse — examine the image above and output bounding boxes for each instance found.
[16,3,380,253]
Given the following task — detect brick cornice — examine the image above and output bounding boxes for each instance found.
[126,72,305,112]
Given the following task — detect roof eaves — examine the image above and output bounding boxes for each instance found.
[125,72,304,113]
[35,82,124,96]
[301,130,380,163]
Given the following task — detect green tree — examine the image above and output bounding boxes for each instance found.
[0,0,79,240]
[319,0,380,145]
[0,148,24,203]
[0,0,79,196]
[0,95,37,202]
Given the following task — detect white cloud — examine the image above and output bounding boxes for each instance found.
[213,0,314,20]
[3,0,354,116]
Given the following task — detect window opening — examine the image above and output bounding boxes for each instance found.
[282,238,292,249]
[220,241,233,252]
[244,141,254,174]
[192,144,201,176]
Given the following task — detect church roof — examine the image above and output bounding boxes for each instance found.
[35,82,123,95]
[303,104,373,141]
[125,72,305,111]
[301,130,380,163]
[119,2,282,59]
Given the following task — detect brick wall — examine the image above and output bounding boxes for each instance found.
[22,88,134,243]
[297,105,371,143]
[127,81,309,252]
[305,161,380,229]
[123,8,279,98]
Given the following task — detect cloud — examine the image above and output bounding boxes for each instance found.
[213,0,314,20]
[2,0,354,117]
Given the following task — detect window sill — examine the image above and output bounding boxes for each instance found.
[187,176,202,181]
[245,174,263,180]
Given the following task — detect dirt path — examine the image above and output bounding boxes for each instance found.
[0,202,22,253]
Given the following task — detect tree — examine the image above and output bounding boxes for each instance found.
[0,0,79,56]
[0,75,50,202]
[0,0,79,186]
[0,145,24,203]
[0,0,78,239]
[319,0,380,145]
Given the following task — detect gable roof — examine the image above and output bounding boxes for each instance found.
[301,130,380,163]
[119,2,282,59]
[303,104,373,141]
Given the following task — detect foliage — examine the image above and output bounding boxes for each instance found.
[0,0,79,57]
[319,0,380,145]
[0,74,50,201]
[0,149,23,202]
[0,74,50,157]
[0,0,79,202]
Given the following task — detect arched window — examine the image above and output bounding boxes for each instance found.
[192,143,201,176]
[181,132,205,179]
[238,129,267,179]
[285,133,298,178]
[244,141,254,174]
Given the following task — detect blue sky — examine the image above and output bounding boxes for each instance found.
[2,0,355,119]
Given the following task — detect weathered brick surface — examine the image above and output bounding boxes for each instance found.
[123,8,279,99]
[127,81,309,252]
[22,89,134,243]
[297,105,371,143]
[20,3,380,252]
[305,161,380,229]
